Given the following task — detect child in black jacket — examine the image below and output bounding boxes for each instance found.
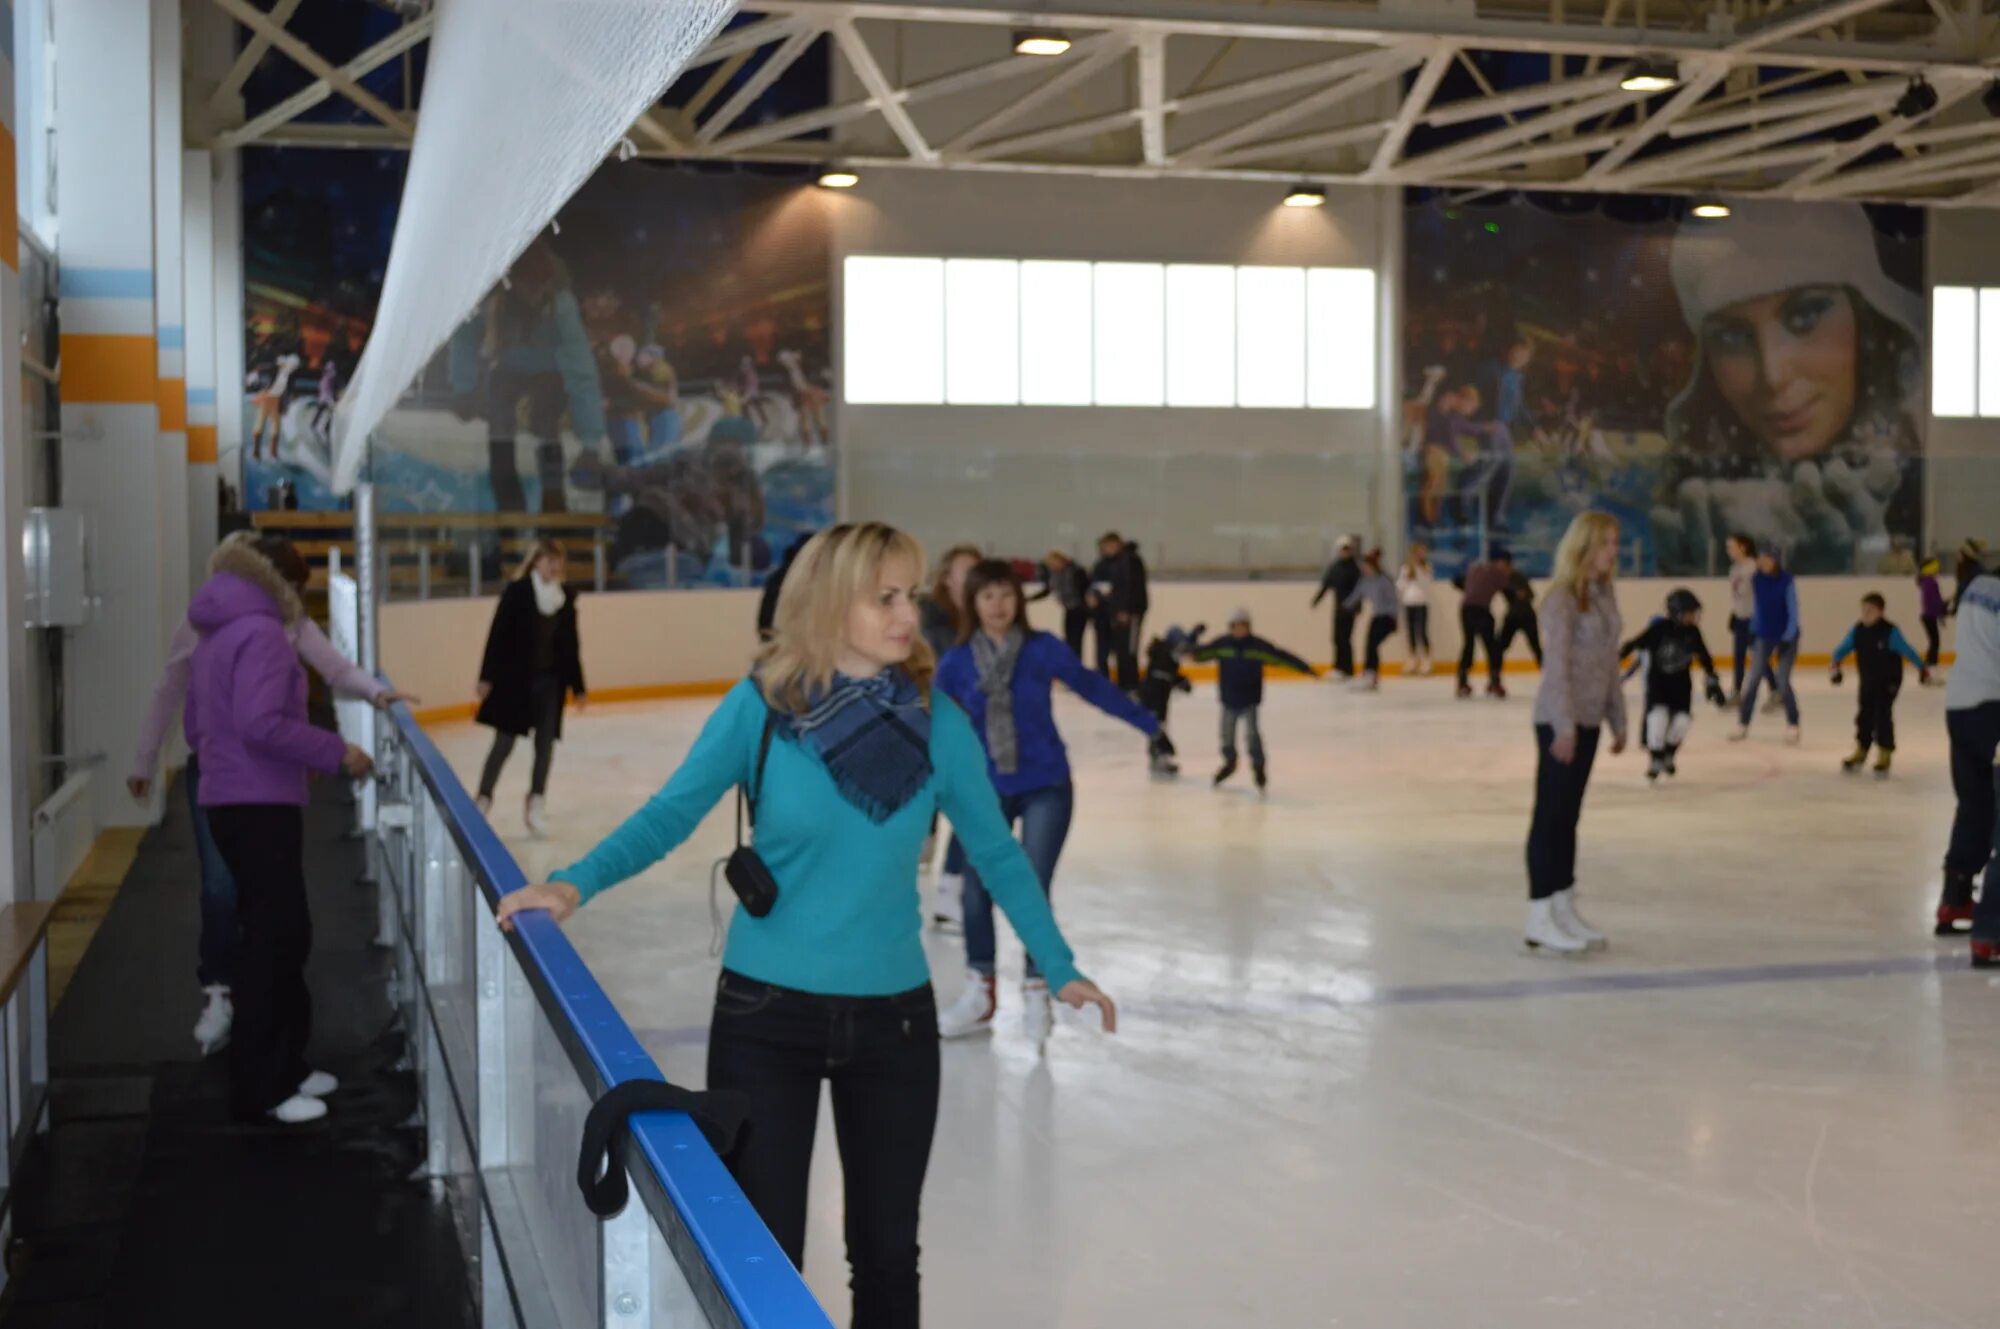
[1829,592,1930,777]
[1139,625,1202,775]
[1190,610,1319,791]
[1620,588,1725,783]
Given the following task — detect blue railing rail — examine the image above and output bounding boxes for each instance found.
[385,702,833,1328]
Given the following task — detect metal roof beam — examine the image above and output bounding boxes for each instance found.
[213,15,432,149]
[1203,118,1390,168]
[695,24,824,145]
[208,0,303,115]
[1577,62,1727,181]
[1364,44,1455,178]
[831,18,937,160]
[1178,46,1418,165]
[941,37,1131,155]
[1728,0,1906,53]
[208,0,414,135]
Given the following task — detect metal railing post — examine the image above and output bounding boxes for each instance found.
[468,541,481,599]
[601,1195,651,1327]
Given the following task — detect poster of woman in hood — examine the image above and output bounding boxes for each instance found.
[1654,200,1924,574]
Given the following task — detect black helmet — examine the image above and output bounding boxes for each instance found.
[1665,588,1701,618]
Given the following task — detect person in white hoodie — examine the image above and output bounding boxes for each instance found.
[1397,544,1435,675]
[1943,557,2000,954]
[1724,532,1759,702]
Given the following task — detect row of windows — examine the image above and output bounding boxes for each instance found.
[843,257,1377,410]
[1932,286,2000,418]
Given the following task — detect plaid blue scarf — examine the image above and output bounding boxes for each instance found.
[777,670,933,823]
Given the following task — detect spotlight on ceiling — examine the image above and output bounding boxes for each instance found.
[1013,29,1072,56]
[1619,59,1680,93]
[1894,76,1939,118]
[1984,79,2000,119]
[1691,200,1731,219]
[1283,184,1327,209]
[817,169,861,190]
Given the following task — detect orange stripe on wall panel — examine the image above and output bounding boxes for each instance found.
[0,128,16,272]
[157,378,186,431]
[59,335,156,405]
[188,424,218,464]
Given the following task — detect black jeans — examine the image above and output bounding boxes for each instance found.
[1332,605,1357,676]
[1527,724,1600,900]
[1096,612,1139,691]
[479,673,565,798]
[1405,605,1430,657]
[1855,677,1901,752]
[1458,607,1500,688]
[1363,615,1397,674]
[707,971,940,1329]
[1062,607,1090,660]
[206,805,312,1117]
[1498,610,1542,667]
[1946,702,2000,878]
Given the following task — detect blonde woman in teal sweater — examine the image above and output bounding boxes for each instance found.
[497,522,1115,1329]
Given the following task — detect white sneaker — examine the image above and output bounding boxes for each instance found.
[937,971,996,1039]
[268,1094,328,1125]
[932,872,964,933]
[1022,978,1054,1046]
[1783,724,1801,746]
[1727,724,1749,742]
[1525,899,1588,956]
[525,795,548,838]
[1551,889,1607,948]
[298,1070,339,1098]
[194,985,233,1055]
[475,795,492,816]
[1351,673,1379,692]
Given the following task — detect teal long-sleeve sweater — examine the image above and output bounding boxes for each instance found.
[549,678,1083,996]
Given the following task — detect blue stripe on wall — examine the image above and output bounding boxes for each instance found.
[61,268,154,300]
[157,325,184,349]
[186,387,216,405]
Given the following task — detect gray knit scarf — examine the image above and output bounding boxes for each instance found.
[970,626,1026,775]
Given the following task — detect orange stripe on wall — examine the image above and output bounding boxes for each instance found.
[157,377,186,431]
[0,128,16,273]
[187,424,218,464]
[59,335,156,405]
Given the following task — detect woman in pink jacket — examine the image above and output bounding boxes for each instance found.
[129,533,414,1057]
[186,535,376,1124]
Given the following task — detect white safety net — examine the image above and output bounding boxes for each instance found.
[330,0,737,493]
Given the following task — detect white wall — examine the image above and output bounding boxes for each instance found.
[386,574,1963,721]
[827,171,1396,573]
[1926,210,2000,555]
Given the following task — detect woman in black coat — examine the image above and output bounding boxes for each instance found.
[475,539,586,836]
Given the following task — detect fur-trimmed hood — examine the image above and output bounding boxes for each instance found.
[192,535,304,632]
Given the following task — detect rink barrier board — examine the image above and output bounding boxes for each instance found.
[405,651,1955,727]
[382,701,833,1328]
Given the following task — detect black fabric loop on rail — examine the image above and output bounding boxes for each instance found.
[577,1078,751,1218]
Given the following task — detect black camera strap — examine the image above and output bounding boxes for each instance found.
[735,711,778,846]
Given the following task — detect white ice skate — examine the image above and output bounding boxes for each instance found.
[1525,899,1588,956]
[268,1094,328,1125]
[1022,978,1054,1048]
[1783,724,1801,746]
[475,795,492,817]
[525,795,549,838]
[1551,889,1607,948]
[938,971,996,1039]
[193,985,233,1056]
[1727,724,1749,742]
[298,1070,339,1098]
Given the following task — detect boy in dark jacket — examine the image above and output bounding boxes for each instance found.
[1138,625,1204,775]
[1190,610,1320,791]
[1619,588,1725,782]
[1830,592,1930,777]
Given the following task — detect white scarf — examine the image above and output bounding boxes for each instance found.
[530,570,566,617]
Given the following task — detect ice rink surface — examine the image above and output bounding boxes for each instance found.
[430,669,1997,1328]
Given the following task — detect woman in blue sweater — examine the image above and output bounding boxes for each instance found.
[496,524,1115,1329]
[933,559,1159,1043]
[1730,546,1803,743]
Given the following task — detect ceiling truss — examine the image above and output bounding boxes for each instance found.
[200,0,2000,207]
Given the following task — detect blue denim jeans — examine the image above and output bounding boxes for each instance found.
[185,755,239,988]
[1737,637,1799,727]
[1729,617,1757,696]
[961,781,1074,980]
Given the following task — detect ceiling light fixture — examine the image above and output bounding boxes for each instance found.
[1894,76,1939,118]
[1013,28,1072,56]
[817,169,861,189]
[1691,200,1731,219]
[1619,59,1680,93]
[1283,184,1327,209]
